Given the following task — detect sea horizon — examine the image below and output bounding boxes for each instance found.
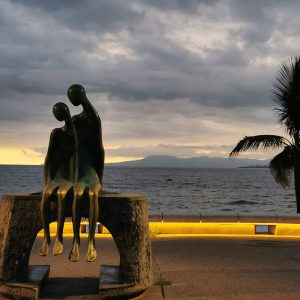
[0,165,295,216]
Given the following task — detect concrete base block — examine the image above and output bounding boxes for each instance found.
[99,265,146,299]
[0,265,50,300]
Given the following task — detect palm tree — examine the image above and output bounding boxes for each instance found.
[229,56,300,213]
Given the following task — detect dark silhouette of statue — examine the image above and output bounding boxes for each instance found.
[39,102,78,257]
[67,84,104,262]
[39,85,105,263]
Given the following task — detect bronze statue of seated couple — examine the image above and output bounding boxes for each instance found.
[39,84,105,263]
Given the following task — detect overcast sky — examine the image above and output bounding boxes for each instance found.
[1,0,299,164]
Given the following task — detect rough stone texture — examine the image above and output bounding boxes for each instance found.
[99,193,153,299]
[0,194,43,280]
[0,193,153,298]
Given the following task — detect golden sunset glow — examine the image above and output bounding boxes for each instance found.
[105,156,142,163]
[0,148,44,165]
[0,147,143,165]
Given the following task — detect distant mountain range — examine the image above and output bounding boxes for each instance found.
[107,155,270,169]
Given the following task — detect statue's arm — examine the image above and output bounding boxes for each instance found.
[69,122,79,183]
[82,97,105,185]
[92,140,104,188]
[43,130,56,186]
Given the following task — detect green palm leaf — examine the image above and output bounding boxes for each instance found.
[273,56,300,135]
[269,146,294,187]
[229,135,289,157]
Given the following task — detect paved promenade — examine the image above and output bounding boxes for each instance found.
[29,236,300,299]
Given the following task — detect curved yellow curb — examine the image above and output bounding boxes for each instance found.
[36,221,300,238]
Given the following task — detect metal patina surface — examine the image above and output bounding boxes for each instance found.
[40,84,105,262]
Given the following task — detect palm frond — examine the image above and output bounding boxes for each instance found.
[269,146,294,187]
[229,135,289,157]
[273,56,300,135]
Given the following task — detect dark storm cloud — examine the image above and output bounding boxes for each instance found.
[12,0,142,31]
[1,0,300,152]
[9,0,144,33]
[142,0,219,12]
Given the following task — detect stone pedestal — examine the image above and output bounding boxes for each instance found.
[0,193,153,299]
[99,193,153,299]
[0,194,44,281]
[0,265,50,300]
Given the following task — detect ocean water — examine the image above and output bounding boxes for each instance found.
[0,165,296,215]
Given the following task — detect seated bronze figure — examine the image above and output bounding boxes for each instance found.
[39,85,105,262]
[39,102,78,258]
[67,84,104,262]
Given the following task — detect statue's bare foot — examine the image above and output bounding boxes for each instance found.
[39,238,50,256]
[86,240,97,262]
[69,242,80,262]
[53,238,63,255]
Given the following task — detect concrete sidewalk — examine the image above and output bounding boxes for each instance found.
[29,236,300,299]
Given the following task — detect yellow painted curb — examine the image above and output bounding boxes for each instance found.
[36,221,300,238]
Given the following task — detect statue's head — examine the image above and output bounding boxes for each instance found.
[67,84,86,106]
[53,102,70,122]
